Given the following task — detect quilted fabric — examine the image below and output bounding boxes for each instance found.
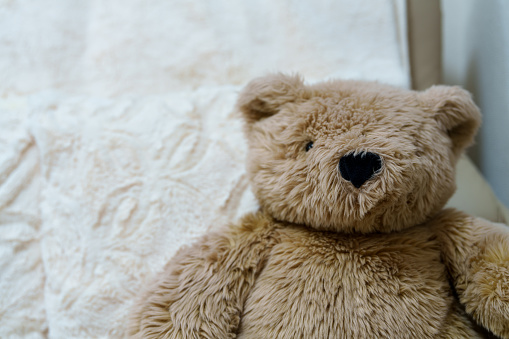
[1,88,263,337]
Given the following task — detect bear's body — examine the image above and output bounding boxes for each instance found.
[237,213,478,338]
[130,75,509,338]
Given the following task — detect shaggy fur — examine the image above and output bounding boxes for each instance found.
[130,75,509,338]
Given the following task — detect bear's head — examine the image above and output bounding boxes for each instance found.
[237,74,481,233]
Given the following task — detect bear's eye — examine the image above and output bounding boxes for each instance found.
[305,141,314,152]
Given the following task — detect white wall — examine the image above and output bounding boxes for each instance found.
[442,0,509,207]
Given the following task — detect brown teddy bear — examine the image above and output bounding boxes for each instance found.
[129,74,509,338]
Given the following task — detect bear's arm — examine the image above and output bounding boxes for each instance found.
[128,212,280,339]
[431,208,509,338]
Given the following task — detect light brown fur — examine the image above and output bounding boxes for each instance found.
[130,75,509,338]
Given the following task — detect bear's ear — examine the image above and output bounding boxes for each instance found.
[420,85,481,154]
[237,73,309,124]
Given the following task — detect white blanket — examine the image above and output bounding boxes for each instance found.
[0,1,411,337]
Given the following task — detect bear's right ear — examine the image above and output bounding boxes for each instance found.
[237,73,309,125]
[420,85,481,156]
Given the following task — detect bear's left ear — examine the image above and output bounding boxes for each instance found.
[420,85,481,154]
[237,73,310,125]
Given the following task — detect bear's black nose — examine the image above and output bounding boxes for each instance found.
[339,152,382,188]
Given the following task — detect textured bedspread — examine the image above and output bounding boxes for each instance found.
[1,88,256,337]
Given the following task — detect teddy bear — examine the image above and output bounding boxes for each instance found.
[129,74,509,338]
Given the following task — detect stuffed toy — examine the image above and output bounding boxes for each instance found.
[129,74,509,338]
